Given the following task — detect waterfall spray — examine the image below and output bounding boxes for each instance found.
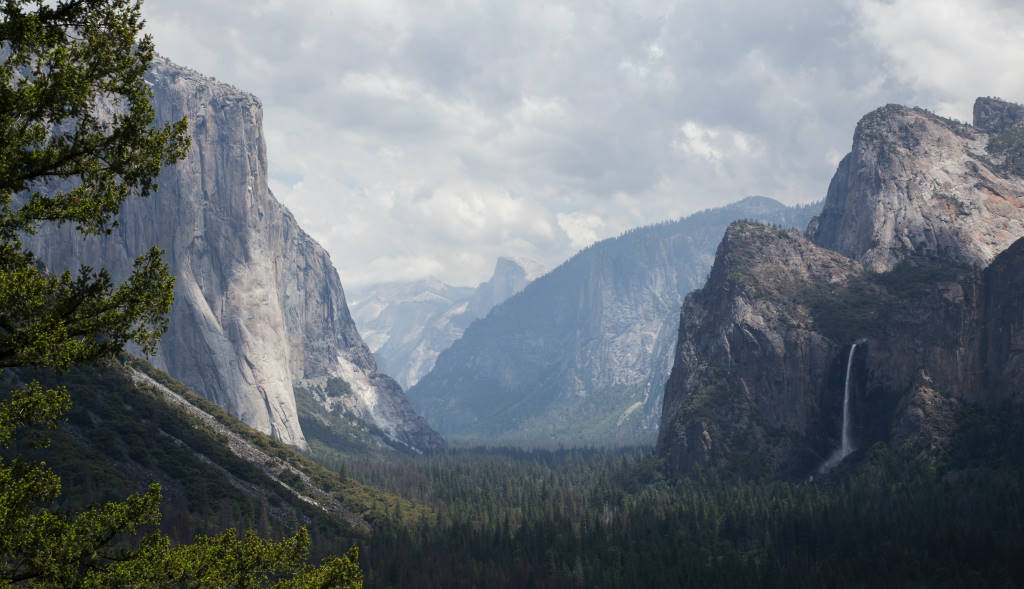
[820,341,860,474]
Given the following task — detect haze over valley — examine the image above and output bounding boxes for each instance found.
[5,1,1024,586]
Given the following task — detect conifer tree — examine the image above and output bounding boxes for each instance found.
[0,1,361,585]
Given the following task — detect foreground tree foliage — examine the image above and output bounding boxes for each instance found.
[0,0,361,586]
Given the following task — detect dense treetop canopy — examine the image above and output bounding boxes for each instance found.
[0,0,189,371]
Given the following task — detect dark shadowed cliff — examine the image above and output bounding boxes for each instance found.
[660,98,1024,476]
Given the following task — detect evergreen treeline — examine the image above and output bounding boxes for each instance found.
[6,361,427,560]
[21,361,1024,587]
[316,408,1024,588]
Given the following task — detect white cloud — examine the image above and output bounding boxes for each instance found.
[674,120,760,162]
[353,255,445,286]
[825,149,845,169]
[854,0,1024,120]
[139,0,1018,287]
[557,212,606,250]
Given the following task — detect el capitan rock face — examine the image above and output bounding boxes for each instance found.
[659,98,1024,476]
[25,57,442,453]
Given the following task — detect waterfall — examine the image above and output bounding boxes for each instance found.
[820,342,859,474]
[839,342,857,457]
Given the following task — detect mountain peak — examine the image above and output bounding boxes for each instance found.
[348,255,546,390]
[494,256,546,282]
[708,221,857,298]
[973,96,1024,134]
[731,195,786,210]
[463,256,545,322]
[811,97,1024,272]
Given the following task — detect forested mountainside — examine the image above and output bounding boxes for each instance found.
[23,57,441,454]
[4,358,431,560]
[350,256,545,389]
[409,197,820,446]
[659,97,1024,477]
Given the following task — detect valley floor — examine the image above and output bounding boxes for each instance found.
[24,361,1024,588]
[317,409,1024,589]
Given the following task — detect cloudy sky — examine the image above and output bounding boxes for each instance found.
[142,0,1024,288]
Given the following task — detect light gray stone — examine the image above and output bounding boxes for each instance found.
[811,101,1024,271]
[25,57,442,453]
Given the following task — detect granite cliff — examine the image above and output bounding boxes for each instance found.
[811,100,1024,271]
[659,98,1024,476]
[25,57,443,453]
[409,197,820,445]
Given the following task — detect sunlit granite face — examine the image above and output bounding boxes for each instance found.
[24,56,443,453]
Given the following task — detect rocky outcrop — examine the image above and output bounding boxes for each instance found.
[890,372,960,462]
[349,257,544,389]
[811,101,1024,272]
[25,57,442,453]
[657,222,994,475]
[657,223,860,474]
[409,198,821,446]
[659,98,1024,477]
[973,97,1024,134]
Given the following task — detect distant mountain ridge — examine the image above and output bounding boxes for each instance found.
[408,197,821,446]
[24,56,442,453]
[349,256,545,389]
